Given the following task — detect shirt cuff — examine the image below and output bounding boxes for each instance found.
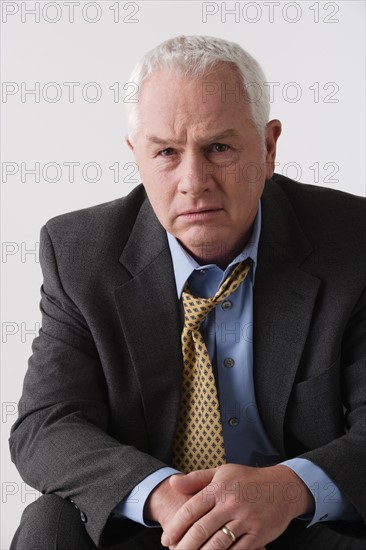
[281,458,360,526]
[110,467,180,527]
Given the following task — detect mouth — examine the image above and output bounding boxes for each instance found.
[179,207,223,217]
[178,208,224,222]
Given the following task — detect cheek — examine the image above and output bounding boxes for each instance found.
[143,182,176,230]
[146,187,168,212]
[139,156,177,187]
[236,147,266,184]
[138,161,173,201]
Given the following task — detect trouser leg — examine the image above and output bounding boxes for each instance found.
[268,519,366,550]
[99,518,164,549]
[10,494,97,550]
[101,519,366,550]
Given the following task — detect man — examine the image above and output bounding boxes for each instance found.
[9,35,366,549]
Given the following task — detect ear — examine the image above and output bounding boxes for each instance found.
[264,119,282,179]
[125,134,134,151]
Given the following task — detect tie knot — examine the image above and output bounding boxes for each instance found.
[182,258,252,331]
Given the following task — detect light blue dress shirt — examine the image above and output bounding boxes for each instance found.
[112,202,358,526]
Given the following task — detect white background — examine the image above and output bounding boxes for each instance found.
[1,1,365,547]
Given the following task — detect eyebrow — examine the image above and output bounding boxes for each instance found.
[145,129,240,146]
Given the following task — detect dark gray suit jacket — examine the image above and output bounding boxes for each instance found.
[9,174,366,547]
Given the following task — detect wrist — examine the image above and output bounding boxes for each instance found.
[275,465,315,518]
[144,477,171,524]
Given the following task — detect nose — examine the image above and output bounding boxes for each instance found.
[177,152,214,197]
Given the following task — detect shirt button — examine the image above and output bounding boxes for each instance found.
[221,300,232,311]
[200,269,207,274]
[223,357,235,368]
[80,511,88,523]
[228,417,239,427]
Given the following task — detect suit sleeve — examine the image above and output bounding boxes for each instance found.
[299,284,366,538]
[8,225,167,548]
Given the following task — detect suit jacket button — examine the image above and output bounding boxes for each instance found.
[69,498,79,510]
[80,511,87,523]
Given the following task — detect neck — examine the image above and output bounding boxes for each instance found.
[180,230,253,270]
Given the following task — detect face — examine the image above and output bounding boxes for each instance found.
[127,66,281,267]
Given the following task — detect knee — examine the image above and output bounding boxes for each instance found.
[10,494,95,550]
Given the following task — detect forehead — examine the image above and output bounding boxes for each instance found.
[137,66,252,137]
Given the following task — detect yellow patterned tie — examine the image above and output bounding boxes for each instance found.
[172,258,253,473]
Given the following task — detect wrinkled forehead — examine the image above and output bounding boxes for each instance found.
[137,66,253,140]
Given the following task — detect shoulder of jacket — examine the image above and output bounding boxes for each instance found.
[270,173,365,230]
[43,184,146,243]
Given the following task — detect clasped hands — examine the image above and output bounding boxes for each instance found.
[145,464,314,550]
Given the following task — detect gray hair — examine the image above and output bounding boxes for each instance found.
[125,35,270,145]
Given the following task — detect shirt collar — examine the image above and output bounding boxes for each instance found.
[167,201,262,298]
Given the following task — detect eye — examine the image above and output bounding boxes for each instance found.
[159,147,175,156]
[211,143,230,153]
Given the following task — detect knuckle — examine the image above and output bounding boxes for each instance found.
[192,521,209,540]
[181,502,195,521]
[208,535,226,549]
[222,495,237,512]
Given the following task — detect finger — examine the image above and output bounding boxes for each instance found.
[174,508,243,549]
[161,490,216,547]
[169,468,217,494]
[200,521,243,550]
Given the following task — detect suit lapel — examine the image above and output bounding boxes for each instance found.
[114,198,183,461]
[253,181,321,457]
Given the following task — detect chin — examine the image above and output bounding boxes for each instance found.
[185,234,221,249]
[190,239,227,258]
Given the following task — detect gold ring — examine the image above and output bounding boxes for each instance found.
[221,525,236,543]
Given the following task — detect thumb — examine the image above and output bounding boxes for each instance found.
[169,468,217,494]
